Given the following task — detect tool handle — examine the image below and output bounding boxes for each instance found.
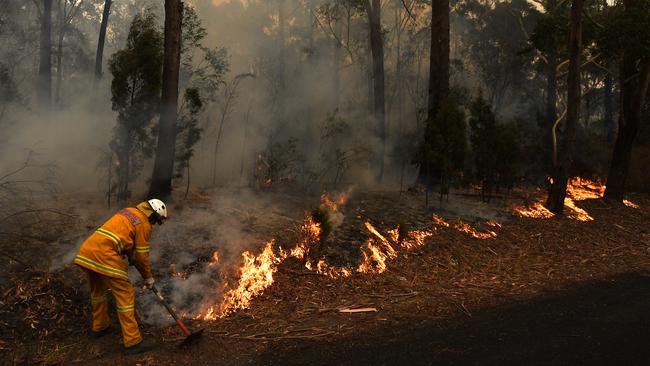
[150,285,191,336]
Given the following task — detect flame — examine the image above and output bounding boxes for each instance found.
[197,196,455,319]
[319,192,347,212]
[363,222,397,258]
[432,214,450,227]
[400,228,435,249]
[567,177,605,200]
[453,221,497,239]
[315,259,352,278]
[514,177,607,221]
[623,199,640,209]
[290,215,321,259]
[514,201,555,218]
[202,240,285,320]
[564,199,594,221]
[432,214,497,239]
[486,220,502,228]
[210,251,220,265]
[357,240,389,274]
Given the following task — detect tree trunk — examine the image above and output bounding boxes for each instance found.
[604,55,650,201]
[394,4,403,140]
[543,0,558,171]
[307,0,315,58]
[417,0,450,184]
[95,0,112,80]
[38,0,53,109]
[603,66,615,144]
[55,28,64,105]
[365,0,386,182]
[427,0,449,123]
[546,0,584,215]
[149,0,183,199]
[278,0,286,97]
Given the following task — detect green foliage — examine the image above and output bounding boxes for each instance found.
[397,220,410,243]
[469,93,519,200]
[529,12,568,56]
[596,1,650,59]
[109,11,163,123]
[180,4,229,101]
[422,97,467,195]
[175,88,204,178]
[469,93,498,194]
[457,0,542,111]
[257,138,304,184]
[310,207,332,243]
[175,5,230,184]
[108,11,163,200]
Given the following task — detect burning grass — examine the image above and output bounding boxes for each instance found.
[195,194,502,320]
[513,177,640,221]
[5,189,650,365]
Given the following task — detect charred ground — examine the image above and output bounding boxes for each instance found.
[2,188,649,365]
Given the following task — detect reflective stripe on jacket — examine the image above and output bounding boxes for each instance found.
[74,207,153,280]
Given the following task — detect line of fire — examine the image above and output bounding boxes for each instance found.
[2,0,650,365]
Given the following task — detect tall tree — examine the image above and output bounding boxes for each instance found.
[545,0,558,169]
[364,0,387,181]
[428,0,449,125]
[95,0,112,80]
[546,0,584,214]
[38,0,53,109]
[603,64,615,143]
[418,0,449,185]
[149,0,183,199]
[604,0,650,202]
[54,0,83,104]
[109,11,163,202]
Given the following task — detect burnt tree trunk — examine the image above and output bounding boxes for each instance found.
[38,0,53,109]
[95,0,112,80]
[604,56,650,201]
[544,0,558,171]
[417,0,450,185]
[149,0,183,199]
[603,65,615,144]
[604,0,650,202]
[546,0,584,215]
[278,0,286,115]
[365,0,386,182]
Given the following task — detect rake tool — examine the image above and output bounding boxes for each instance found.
[150,285,204,347]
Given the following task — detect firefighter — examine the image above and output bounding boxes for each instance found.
[73,199,167,354]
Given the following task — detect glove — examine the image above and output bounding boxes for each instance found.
[144,277,155,288]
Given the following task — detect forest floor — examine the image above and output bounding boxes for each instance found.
[2,186,650,365]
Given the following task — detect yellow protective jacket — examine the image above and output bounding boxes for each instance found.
[74,206,153,280]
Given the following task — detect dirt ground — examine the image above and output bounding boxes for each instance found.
[2,188,649,365]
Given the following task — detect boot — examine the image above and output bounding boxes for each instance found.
[123,338,156,355]
[91,325,116,338]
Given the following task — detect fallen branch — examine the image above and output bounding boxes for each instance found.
[365,291,419,298]
[339,307,377,313]
[207,328,335,341]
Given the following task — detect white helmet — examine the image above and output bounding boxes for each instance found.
[148,199,168,223]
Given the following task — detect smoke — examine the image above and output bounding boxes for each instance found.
[135,186,311,324]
